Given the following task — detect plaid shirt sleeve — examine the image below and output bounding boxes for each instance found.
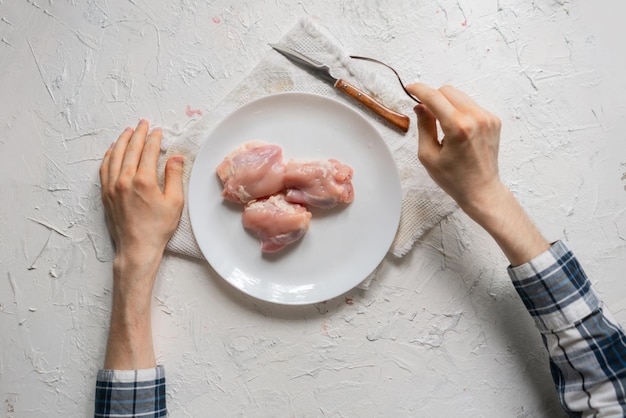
[508,240,626,417]
[94,365,166,417]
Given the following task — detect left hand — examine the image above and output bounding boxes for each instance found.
[100,120,184,369]
[99,120,184,290]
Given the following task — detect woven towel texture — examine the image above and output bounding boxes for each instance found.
[157,18,457,285]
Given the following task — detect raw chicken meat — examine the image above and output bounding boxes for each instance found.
[284,159,354,208]
[217,141,355,253]
[242,194,312,253]
[216,141,286,204]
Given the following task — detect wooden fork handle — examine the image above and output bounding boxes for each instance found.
[334,79,410,132]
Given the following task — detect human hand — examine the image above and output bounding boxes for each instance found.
[405,83,506,222]
[407,83,549,266]
[99,120,184,298]
[100,120,184,370]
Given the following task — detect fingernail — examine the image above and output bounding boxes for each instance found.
[414,105,422,115]
[171,155,184,164]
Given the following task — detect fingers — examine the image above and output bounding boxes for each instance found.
[164,155,185,207]
[415,104,440,167]
[137,128,162,177]
[99,141,115,193]
[107,127,135,187]
[438,85,479,112]
[406,83,459,130]
[102,121,183,213]
[120,119,150,177]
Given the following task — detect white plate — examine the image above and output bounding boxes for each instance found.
[188,92,401,305]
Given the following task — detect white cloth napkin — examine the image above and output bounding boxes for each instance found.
[158,18,457,286]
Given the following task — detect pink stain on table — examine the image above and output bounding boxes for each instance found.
[321,319,329,336]
[212,17,221,24]
[186,105,203,117]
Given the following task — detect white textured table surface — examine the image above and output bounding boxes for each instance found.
[1,1,625,416]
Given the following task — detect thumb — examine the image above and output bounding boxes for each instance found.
[415,105,440,167]
[164,155,184,204]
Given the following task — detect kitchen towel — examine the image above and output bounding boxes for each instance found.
[158,17,457,287]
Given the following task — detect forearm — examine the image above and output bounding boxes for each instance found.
[104,304,155,370]
[103,254,161,370]
[96,121,180,415]
[462,182,550,266]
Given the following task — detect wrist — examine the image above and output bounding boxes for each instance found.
[460,182,550,266]
[460,180,513,233]
[113,251,163,290]
[108,251,161,348]
[113,246,164,273]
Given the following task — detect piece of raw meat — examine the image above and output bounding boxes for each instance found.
[284,159,354,208]
[242,194,312,253]
[216,141,286,204]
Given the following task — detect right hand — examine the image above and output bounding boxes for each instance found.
[407,83,549,266]
[406,83,507,223]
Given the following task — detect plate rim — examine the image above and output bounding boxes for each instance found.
[188,91,402,305]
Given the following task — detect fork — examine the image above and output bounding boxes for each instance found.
[349,55,421,104]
